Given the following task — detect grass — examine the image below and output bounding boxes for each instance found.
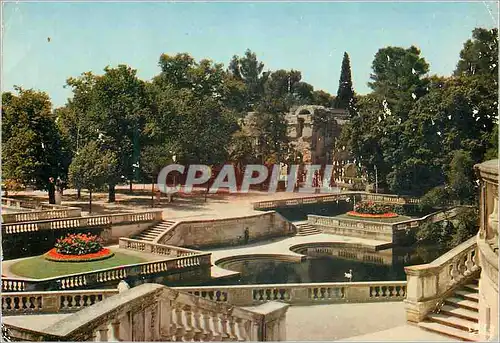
[334,213,414,223]
[9,252,146,279]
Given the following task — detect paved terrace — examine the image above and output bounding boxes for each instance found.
[7,186,346,219]
[3,301,452,341]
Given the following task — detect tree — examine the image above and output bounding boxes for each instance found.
[447,150,476,204]
[454,28,498,78]
[66,65,152,202]
[2,88,68,190]
[312,90,334,107]
[228,49,269,110]
[335,52,354,110]
[68,141,117,213]
[368,46,429,117]
[140,144,175,207]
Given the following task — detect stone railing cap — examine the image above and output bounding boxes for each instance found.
[42,283,164,337]
[243,301,290,316]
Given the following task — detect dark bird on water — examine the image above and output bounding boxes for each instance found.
[47,37,51,42]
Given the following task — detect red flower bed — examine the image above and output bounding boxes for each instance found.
[44,248,114,262]
[347,211,399,218]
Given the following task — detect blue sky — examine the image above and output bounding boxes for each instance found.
[2,1,497,107]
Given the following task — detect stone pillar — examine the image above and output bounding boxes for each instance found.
[247,301,290,341]
[475,160,499,341]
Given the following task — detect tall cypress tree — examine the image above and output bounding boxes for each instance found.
[335,52,354,110]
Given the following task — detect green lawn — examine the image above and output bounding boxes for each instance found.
[334,213,414,223]
[9,252,146,279]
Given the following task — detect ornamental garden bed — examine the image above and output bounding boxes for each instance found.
[8,253,146,279]
[346,211,398,219]
[44,248,114,262]
[334,213,413,223]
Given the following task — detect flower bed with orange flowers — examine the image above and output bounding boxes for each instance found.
[44,233,114,262]
[44,248,114,262]
[346,211,399,218]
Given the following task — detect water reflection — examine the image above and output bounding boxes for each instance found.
[217,243,448,284]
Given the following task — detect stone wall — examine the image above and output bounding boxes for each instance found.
[158,212,294,249]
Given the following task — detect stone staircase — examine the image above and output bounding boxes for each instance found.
[133,220,176,242]
[418,279,480,341]
[295,221,322,236]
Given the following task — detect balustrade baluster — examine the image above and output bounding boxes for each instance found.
[110,320,121,342]
[183,305,195,341]
[235,319,248,341]
[220,313,231,341]
[450,261,461,282]
[228,316,238,341]
[173,303,185,340]
[202,310,214,341]
[192,307,204,341]
[98,325,109,342]
[211,311,222,341]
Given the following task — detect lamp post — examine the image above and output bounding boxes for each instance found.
[374,165,378,194]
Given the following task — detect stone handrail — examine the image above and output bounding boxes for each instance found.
[1,197,70,210]
[2,207,82,223]
[308,206,465,243]
[2,252,212,292]
[2,289,119,315]
[4,283,289,341]
[252,192,420,210]
[2,210,163,235]
[175,280,407,306]
[119,238,204,257]
[404,236,479,322]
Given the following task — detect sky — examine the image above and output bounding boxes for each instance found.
[2,1,498,108]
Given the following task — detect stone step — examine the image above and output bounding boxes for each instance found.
[427,313,478,332]
[296,231,321,236]
[138,233,159,238]
[462,284,479,293]
[134,236,154,241]
[156,224,173,228]
[418,321,480,342]
[440,305,479,322]
[455,290,479,302]
[148,229,166,233]
[445,297,479,312]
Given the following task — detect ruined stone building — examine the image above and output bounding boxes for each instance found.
[241,105,358,187]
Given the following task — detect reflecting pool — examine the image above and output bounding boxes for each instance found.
[216,243,448,284]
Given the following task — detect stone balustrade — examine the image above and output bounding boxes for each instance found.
[308,206,465,244]
[2,210,163,235]
[252,192,420,210]
[2,289,119,315]
[2,252,211,292]
[176,280,407,306]
[1,197,69,210]
[119,238,202,257]
[404,236,479,322]
[4,283,289,342]
[2,207,82,223]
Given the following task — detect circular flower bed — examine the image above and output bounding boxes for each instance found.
[346,201,403,218]
[44,248,114,262]
[346,211,398,218]
[44,233,113,262]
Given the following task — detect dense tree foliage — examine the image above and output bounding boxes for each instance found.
[68,141,117,212]
[342,28,497,198]
[2,88,69,190]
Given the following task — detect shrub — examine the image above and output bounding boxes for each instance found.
[54,233,103,255]
[354,201,403,215]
